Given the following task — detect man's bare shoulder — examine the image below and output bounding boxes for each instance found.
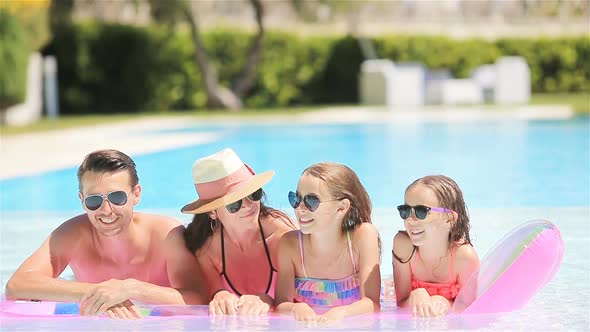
[46,214,92,254]
[53,214,92,238]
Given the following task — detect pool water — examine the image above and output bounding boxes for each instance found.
[2,116,588,212]
[1,115,589,330]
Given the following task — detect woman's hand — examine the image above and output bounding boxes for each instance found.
[209,290,240,316]
[292,302,317,321]
[236,294,270,315]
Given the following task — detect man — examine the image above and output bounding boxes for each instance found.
[5,149,206,318]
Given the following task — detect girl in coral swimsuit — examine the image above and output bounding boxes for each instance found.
[392,175,480,317]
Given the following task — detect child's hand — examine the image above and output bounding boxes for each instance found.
[317,307,346,324]
[429,295,451,317]
[292,302,317,321]
[409,288,434,317]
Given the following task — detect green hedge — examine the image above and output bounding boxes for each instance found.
[43,22,590,113]
[0,10,28,109]
[42,23,198,113]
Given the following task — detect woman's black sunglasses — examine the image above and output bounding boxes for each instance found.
[225,188,263,213]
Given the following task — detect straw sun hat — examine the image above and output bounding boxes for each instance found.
[181,148,274,214]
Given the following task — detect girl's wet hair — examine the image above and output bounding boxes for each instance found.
[303,162,372,231]
[183,190,292,253]
[408,175,472,245]
[303,162,381,255]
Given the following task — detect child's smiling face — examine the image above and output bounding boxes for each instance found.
[294,172,342,234]
[403,183,452,246]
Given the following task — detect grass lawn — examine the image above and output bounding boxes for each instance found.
[0,107,316,136]
[1,93,587,136]
[530,93,589,113]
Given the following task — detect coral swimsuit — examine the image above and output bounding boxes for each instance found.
[410,246,460,301]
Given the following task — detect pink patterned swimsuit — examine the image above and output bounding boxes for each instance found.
[294,231,360,307]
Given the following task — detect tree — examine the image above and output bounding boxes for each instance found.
[289,0,376,60]
[0,0,50,124]
[149,0,265,111]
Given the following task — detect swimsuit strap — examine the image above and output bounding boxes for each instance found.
[299,230,356,278]
[220,224,242,295]
[410,247,420,275]
[297,230,308,278]
[220,225,242,296]
[258,218,277,272]
[393,244,417,264]
[346,231,357,273]
[219,219,276,296]
[258,218,276,294]
[220,224,227,276]
[411,245,457,283]
[448,245,457,282]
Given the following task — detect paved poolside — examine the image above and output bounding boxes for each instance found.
[0,105,573,179]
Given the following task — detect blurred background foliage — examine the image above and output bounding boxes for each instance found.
[0,9,28,109]
[0,0,50,109]
[43,22,589,114]
[1,0,588,114]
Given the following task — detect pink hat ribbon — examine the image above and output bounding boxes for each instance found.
[195,164,254,200]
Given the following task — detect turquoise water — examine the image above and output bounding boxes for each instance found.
[1,115,589,330]
[1,116,588,212]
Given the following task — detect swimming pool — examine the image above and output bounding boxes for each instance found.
[1,115,589,330]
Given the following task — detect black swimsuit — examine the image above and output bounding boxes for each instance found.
[219,219,277,296]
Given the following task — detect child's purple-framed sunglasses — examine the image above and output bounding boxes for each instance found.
[397,204,453,220]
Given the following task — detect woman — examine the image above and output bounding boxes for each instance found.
[182,148,296,316]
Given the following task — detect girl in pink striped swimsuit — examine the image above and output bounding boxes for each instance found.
[275,162,381,323]
[392,175,480,317]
